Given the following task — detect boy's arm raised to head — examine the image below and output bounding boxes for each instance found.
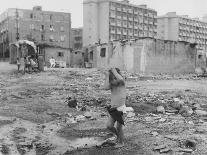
[111,68,124,82]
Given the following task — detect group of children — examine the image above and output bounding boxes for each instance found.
[17,55,38,73]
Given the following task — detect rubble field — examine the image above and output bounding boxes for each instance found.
[1,67,207,155]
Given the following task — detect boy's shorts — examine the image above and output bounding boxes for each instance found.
[107,106,124,125]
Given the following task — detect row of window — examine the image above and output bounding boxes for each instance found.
[30,24,65,32]
[29,13,66,22]
[109,17,156,24]
[179,18,207,28]
[110,2,157,16]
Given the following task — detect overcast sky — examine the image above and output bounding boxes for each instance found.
[0,0,207,28]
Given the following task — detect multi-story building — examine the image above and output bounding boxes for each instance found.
[83,0,157,46]
[157,12,207,50]
[71,28,83,50]
[0,6,71,59]
[203,14,207,23]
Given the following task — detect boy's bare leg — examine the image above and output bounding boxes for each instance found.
[115,122,124,148]
[106,115,118,138]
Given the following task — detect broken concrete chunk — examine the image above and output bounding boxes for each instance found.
[84,112,92,118]
[75,115,85,122]
[156,106,165,113]
[179,106,193,117]
[195,110,207,116]
[151,131,159,136]
[159,147,171,153]
[126,112,135,118]
[153,144,167,150]
[178,148,193,153]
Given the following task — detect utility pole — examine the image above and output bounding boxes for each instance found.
[16,8,19,41]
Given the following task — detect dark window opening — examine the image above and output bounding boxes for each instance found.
[100,48,106,57]
[198,55,202,59]
[30,13,33,18]
[58,52,64,57]
[75,52,77,54]
[50,14,53,20]
[41,25,44,30]
[41,34,45,41]
[89,51,93,60]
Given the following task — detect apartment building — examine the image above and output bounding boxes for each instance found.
[71,28,83,50]
[83,0,157,46]
[0,6,71,59]
[157,12,207,50]
[203,14,207,23]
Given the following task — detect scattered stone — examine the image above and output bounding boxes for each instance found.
[151,131,159,136]
[164,135,179,140]
[171,98,184,110]
[84,112,92,118]
[195,110,207,116]
[66,96,77,108]
[192,103,201,110]
[179,106,193,117]
[126,112,135,118]
[160,147,171,153]
[153,144,167,150]
[75,115,85,122]
[156,106,165,113]
[178,148,193,153]
[159,118,167,122]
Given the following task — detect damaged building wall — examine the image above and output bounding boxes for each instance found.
[44,47,71,67]
[84,38,197,74]
[143,39,196,74]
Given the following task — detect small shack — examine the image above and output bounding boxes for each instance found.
[9,40,37,64]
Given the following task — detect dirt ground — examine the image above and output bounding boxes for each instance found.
[1,63,207,155]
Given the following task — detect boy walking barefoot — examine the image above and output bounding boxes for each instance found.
[101,68,126,148]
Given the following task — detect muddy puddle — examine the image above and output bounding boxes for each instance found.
[0,116,105,155]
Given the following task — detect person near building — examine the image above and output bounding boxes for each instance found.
[101,67,126,148]
[49,57,56,68]
[16,57,21,72]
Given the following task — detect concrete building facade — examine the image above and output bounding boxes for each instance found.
[0,6,71,59]
[157,12,207,50]
[71,28,83,50]
[83,0,157,46]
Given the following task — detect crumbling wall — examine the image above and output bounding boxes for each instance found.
[89,38,197,74]
[143,39,196,74]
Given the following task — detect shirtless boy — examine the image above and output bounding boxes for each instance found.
[101,68,126,147]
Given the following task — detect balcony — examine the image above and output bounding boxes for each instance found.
[123,8,127,12]
[134,10,138,14]
[123,23,127,27]
[110,29,115,34]
[110,22,116,26]
[123,16,127,20]
[117,22,122,27]
[123,31,127,35]
[117,30,122,34]
[117,7,121,11]
[110,13,116,18]
[128,25,133,28]
[128,17,133,21]
[128,9,133,14]
[117,15,122,19]
[110,5,116,10]
[134,25,138,29]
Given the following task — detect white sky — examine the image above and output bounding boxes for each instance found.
[0,0,207,28]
